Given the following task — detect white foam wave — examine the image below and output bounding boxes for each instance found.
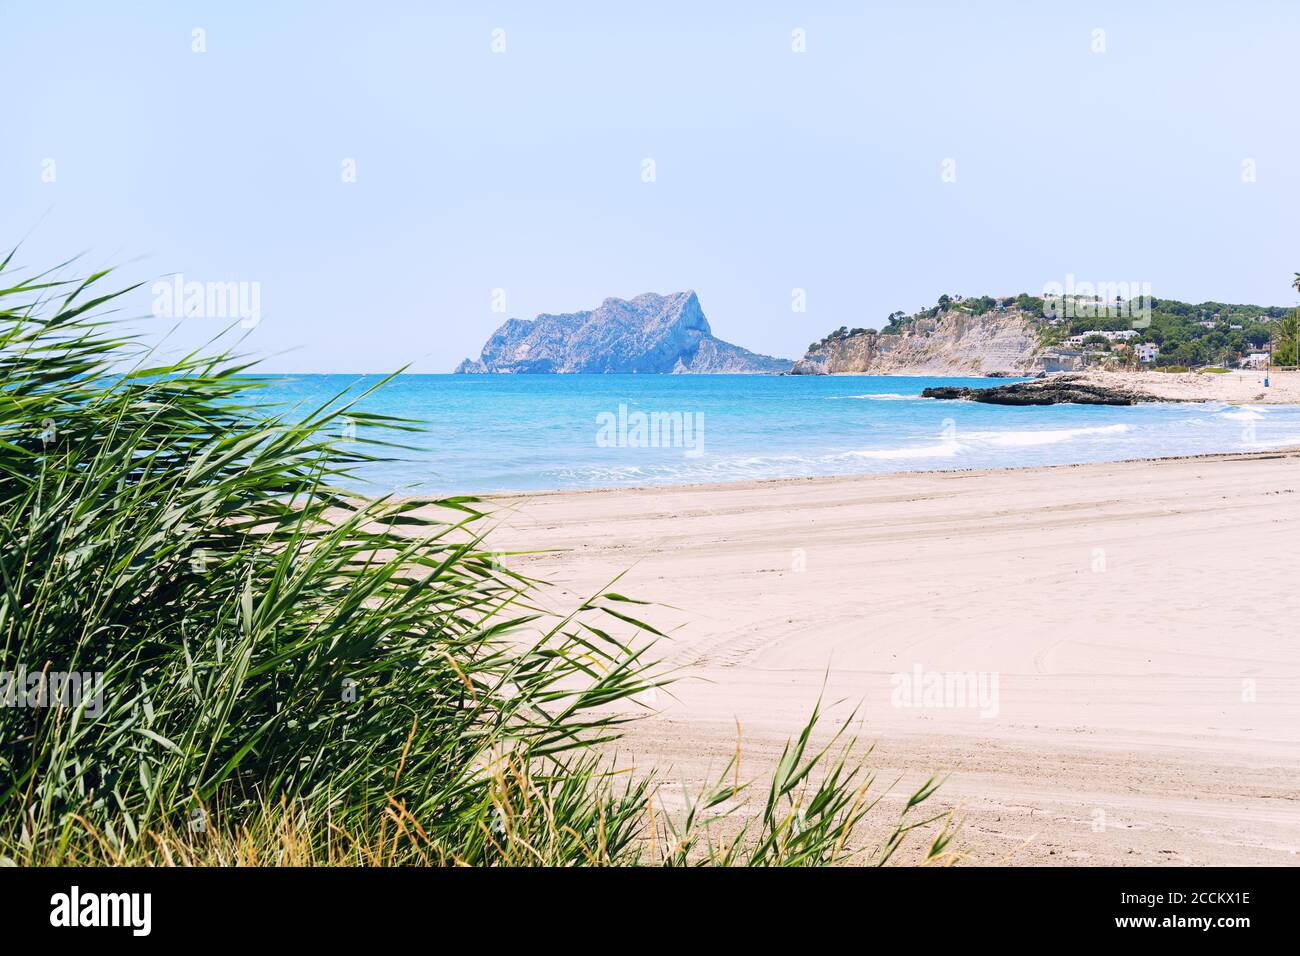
[1240,434,1300,449]
[963,423,1130,447]
[1217,407,1265,422]
[844,440,961,460]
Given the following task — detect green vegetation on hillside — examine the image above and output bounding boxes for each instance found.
[807,280,1299,369]
[809,325,873,352]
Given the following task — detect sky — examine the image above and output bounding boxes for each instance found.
[3,1,1298,372]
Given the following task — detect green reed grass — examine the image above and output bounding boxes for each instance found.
[0,254,953,866]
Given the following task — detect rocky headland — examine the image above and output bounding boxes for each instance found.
[455,291,792,374]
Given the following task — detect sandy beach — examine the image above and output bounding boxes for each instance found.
[824,368,1300,404]
[477,449,1300,865]
[1051,368,1300,404]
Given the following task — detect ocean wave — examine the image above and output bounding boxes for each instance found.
[1240,434,1300,449]
[731,454,817,466]
[1217,407,1265,422]
[543,455,820,486]
[963,423,1130,447]
[847,393,918,401]
[843,440,961,460]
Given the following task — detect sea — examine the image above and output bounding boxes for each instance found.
[250,373,1300,495]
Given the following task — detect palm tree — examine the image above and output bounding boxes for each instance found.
[1272,274,1300,368]
[1275,309,1300,367]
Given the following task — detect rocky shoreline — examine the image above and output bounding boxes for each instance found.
[922,374,1162,406]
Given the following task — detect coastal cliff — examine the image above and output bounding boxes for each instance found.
[455,291,793,373]
[792,291,1285,376]
[792,308,1059,376]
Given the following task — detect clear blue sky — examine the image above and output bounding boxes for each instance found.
[3,1,1297,372]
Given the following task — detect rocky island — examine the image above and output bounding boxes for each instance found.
[455,291,792,374]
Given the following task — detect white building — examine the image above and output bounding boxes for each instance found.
[1135,343,1160,363]
[1067,329,1139,346]
[1241,352,1269,369]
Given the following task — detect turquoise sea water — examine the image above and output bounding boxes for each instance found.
[253,374,1300,494]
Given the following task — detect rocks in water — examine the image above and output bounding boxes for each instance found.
[920,386,972,400]
[921,374,1156,406]
[454,291,793,374]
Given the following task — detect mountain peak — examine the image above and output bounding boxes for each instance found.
[455,291,789,374]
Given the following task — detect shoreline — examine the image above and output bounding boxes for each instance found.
[467,448,1300,865]
[474,446,1300,501]
[362,370,1300,502]
[1054,368,1300,404]
[814,368,1300,404]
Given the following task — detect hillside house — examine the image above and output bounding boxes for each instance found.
[1134,343,1159,363]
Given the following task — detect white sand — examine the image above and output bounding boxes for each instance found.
[1071,368,1300,404]
[477,450,1300,865]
